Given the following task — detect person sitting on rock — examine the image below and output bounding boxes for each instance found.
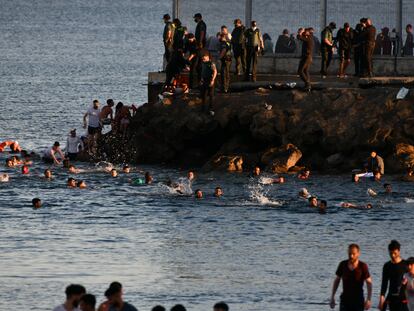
[366,151,384,175]
[298,168,310,180]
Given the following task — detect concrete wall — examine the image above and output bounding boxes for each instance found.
[257,55,414,76]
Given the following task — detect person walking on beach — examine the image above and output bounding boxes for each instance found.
[320,22,336,78]
[231,18,246,76]
[199,51,217,112]
[378,240,409,311]
[244,21,263,82]
[53,284,86,311]
[330,243,372,311]
[298,28,314,92]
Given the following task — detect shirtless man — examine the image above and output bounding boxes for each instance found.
[100,99,115,128]
[0,140,22,153]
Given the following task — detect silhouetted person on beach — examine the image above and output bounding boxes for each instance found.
[298,28,314,92]
[231,18,246,75]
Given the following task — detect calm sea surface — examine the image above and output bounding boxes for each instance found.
[1,1,414,311]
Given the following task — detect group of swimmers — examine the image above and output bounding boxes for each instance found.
[54,282,230,311]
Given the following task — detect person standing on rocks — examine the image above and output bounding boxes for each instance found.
[231,19,246,76]
[219,33,232,93]
[363,18,376,77]
[244,21,263,82]
[378,240,409,311]
[330,243,372,311]
[320,22,336,79]
[162,14,174,70]
[199,51,217,112]
[298,28,314,92]
[336,23,353,78]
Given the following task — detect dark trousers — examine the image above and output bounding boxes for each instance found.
[164,43,172,64]
[320,48,333,75]
[354,46,363,76]
[340,299,364,311]
[245,46,258,81]
[298,56,312,88]
[189,57,198,89]
[364,43,375,76]
[67,153,78,161]
[233,44,246,75]
[220,59,232,92]
[383,296,409,311]
[200,83,214,110]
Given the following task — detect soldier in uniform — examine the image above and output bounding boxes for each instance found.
[363,18,376,77]
[244,21,263,82]
[353,19,366,77]
[320,22,336,78]
[231,18,246,76]
[162,14,174,69]
[172,19,185,51]
[219,33,232,93]
[194,13,207,49]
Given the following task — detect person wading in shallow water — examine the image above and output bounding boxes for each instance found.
[330,243,372,311]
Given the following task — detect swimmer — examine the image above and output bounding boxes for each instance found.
[68,165,80,174]
[44,169,52,179]
[77,180,87,189]
[5,158,13,167]
[308,196,318,208]
[319,200,327,214]
[298,169,310,180]
[0,173,9,182]
[384,183,392,194]
[123,165,130,174]
[23,154,33,165]
[32,198,42,209]
[12,156,23,165]
[42,141,65,165]
[0,140,22,153]
[67,177,77,188]
[145,172,153,184]
[401,167,414,182]
[214,186,223,197]
[352,174,360,183]
[21,165,29,175]
[63,158,71,168]
[298,188,311,199]
[252,166,261,177]
[341,202,373,209]
[188,171,195,182]
[272,176,285,184]
[373,170,382,182]
[111,169,118,178]
[195,189,203,199]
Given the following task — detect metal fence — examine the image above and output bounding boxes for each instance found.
[173,0,414,54]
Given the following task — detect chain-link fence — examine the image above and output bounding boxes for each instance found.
[175,0,414,55]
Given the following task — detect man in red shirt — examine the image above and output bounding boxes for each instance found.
[330,243,373,311]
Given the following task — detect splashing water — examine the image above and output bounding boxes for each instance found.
[249,183,282,206]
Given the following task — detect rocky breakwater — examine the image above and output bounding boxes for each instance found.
[102,86,414,174]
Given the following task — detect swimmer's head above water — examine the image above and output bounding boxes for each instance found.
[21,165,29,175]
[111,169,118,178]
[252,166,261,177]
[308,196,318,207]
[32,198,42,209]
[214,187,223,197]
[195,189,203,199]
[145,172,153,184]
[123,165,130,174]
[187,171,195,181]
[77,180,87,189]
[5,158,13,167]
[44,169,52,179]
[0,173,9,182]
[67,177,76,188]
[383,183,392,193]
[352,174,359,183]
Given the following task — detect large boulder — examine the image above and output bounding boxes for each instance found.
[203,155,244,172]
[395,143,414,168]
[261,144,302,173]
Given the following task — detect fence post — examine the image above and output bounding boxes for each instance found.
[397,0,403,56]
[172,0,179,19]
[245,0,252,27]
[321,0,327,31]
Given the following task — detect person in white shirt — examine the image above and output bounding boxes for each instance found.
[83,100,101,154]
[53,284,86,311]
[42,141,65,164]
[66,129,84,161]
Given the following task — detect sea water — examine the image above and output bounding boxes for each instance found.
[1,1,414,310]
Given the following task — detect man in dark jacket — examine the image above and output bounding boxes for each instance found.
[231,18,246,75]
[403,24,413,56]
[244,21,263,82]
[336,23,353,78]
[363,18,376,77]
[275,29,296,53]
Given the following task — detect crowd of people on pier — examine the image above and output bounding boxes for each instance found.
[49,239,414,311]
[161,12,414,105]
